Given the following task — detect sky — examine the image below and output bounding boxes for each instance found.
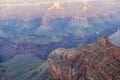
[0,0,86,6]
[0,0,118,7]
[0,0,119,21]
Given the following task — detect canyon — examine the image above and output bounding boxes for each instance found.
[0,0,120,80]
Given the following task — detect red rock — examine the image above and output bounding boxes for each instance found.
[48,36,120,80]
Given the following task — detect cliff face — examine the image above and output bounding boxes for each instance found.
[48,36,120,80]
[109,28,120,47]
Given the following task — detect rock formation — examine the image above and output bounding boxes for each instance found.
[48,36,120,80]
[109,28,120,47]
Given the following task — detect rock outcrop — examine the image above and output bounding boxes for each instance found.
[48,36,120,80]
[109,28,120,47]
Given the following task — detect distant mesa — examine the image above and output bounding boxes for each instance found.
[48,2,64,11]
[42,2,64,25]
[110,28,120,38]
[71,16,89,28]
[109,28,120,47]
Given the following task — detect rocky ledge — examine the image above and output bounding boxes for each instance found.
[48,36,120,80]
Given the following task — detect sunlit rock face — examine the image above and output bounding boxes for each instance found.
[42,2,65,25]
[48,36,120,80]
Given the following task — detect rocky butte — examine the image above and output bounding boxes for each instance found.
[48,36,120,80]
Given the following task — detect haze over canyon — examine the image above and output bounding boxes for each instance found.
[0,0,120,80]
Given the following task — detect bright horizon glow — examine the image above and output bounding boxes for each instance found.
[81,0,88,4]
[0,0,82,7]
[0,0,117,7]
[0,0,119,21]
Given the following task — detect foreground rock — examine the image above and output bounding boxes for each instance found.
[48,36,120,80]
